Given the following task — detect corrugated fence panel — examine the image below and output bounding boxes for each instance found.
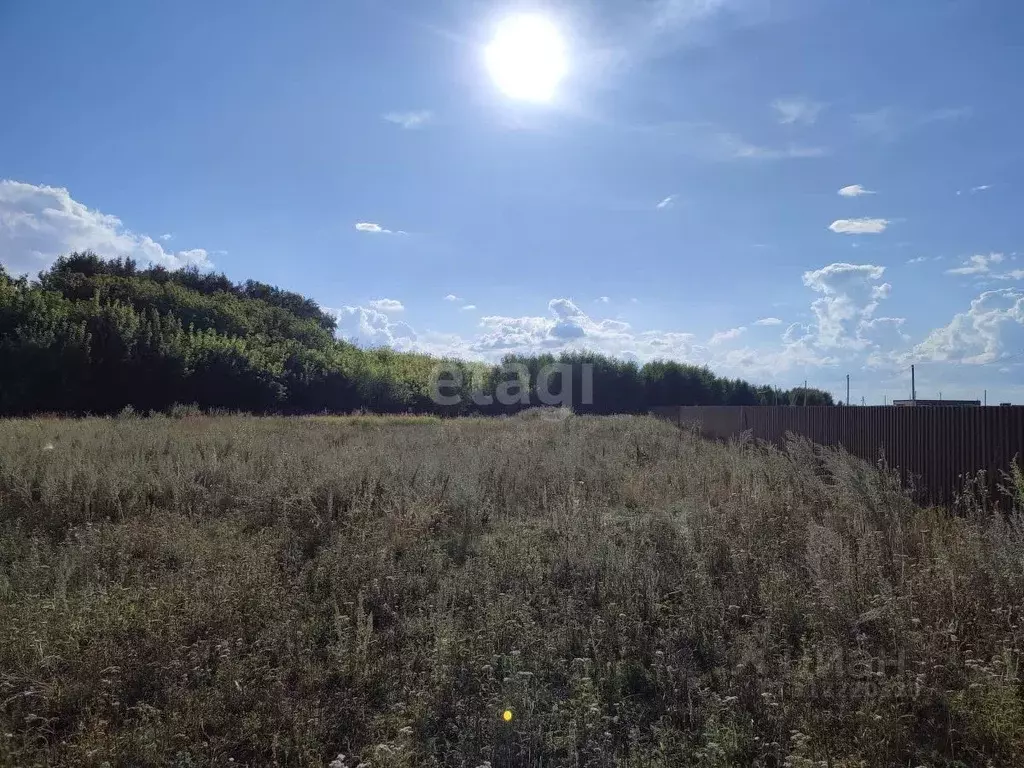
[653,405,1024,504]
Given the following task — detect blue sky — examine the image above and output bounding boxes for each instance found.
[2,0,1023,404]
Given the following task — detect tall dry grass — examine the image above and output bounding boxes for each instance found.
[1,414,1023,767]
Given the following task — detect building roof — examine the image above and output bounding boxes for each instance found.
[892,399,981,407]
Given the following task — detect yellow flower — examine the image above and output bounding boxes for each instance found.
[502,709,513,722]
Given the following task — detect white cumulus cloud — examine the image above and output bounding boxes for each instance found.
[906,289,1024,365]
[368,298,404,313]
[467,298,705,363]
[803,263,886,294]
[802,263,893,349]
[329,305,418,349]
[829,218,889,235]
[0,179,212,276]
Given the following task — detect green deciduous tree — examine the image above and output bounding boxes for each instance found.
[0,252,834,415]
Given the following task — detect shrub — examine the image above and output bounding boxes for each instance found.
[167,402,203,419]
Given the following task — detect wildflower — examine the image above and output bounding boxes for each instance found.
[502,709,513,722]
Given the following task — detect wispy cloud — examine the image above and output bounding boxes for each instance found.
[368,298,404,313]
[754,317,783,326]
[460,304,477,311]
[772,97,823,125]
[655,195,676,209]
[597,296,610,303]
[709,326,747,345]
[577,0,769,87]
[829,218,889,235]
[838,184,875,197]
[853,108,897,137]
[924,106,972,123]
[722,134,829,160]
[650,0,733,29]
[957,184,993,196]
[444,294,462,302]
[382,110,434,129]
[625,123,827,162]
[946,253,1004,276]
[160,233,173,241]
[853,105,971,141]
[907,256,928,264]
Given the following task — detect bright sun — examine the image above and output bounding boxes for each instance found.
[484,14,568,103]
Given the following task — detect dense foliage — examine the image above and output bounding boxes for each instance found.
[0,253,833,415]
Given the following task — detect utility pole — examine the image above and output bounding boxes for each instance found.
[884,395,888,406]
[984,389,988,407]
[911,365,916,403]
[803,380,808,407]
[846,374,850,407]
[861,396,865,406]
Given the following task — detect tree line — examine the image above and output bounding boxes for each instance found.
[0,253,834,415]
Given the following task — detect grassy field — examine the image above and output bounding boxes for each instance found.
[2,413,1024,767]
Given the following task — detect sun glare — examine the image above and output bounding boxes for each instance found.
[484,14,568,103]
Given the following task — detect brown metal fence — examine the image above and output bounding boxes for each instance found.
[651,405,1024,503]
